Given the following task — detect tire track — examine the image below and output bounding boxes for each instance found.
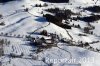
[27,11,51,34]
[33,22,50,34]
[65,29,73,40]
[56,46,72,62]
[0,16,30,33]
[3,9,26,18]
[25,7,73,65]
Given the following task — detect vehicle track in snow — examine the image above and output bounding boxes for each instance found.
[65,29,73,40]
[27,11,51,34]
[28,8,73,62]
[0,16,30,33]
[32,22,50,34]
[56,46,72,62]
[0,5,88,66]
[3,9,26,18]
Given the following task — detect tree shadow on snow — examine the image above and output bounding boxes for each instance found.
[35,16,47,22]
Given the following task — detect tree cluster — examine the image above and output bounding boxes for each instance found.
[46,8,76,20]
[78,15,100,22]
[40,30,48,36]
[0,22,5,26]
[43,14,71,29]
[0,14,2,18]
[0,0,14,3]
[72,24,81,28]
[84,27,93,34]
[85,6,100,13]
[35,3,48,7]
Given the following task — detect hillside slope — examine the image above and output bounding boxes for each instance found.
[0,0,100,66]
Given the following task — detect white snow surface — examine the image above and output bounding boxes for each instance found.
[0,0,100,66]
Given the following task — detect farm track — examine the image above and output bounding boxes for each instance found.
[65,29,73,40]
[56,46,72,62]
[27,11,51,34]
[28,9,74,63]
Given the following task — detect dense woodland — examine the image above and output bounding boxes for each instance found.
[43,8,77,29]
[43,14,71,29]
[78,15,100,22]
[0,0,14,3]
[85,6,100,13]
[46,8,76,19]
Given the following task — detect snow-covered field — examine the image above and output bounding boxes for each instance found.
[0,0,100,66]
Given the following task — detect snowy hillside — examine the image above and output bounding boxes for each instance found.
[0,0,100,66]
[69,0,95,4]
